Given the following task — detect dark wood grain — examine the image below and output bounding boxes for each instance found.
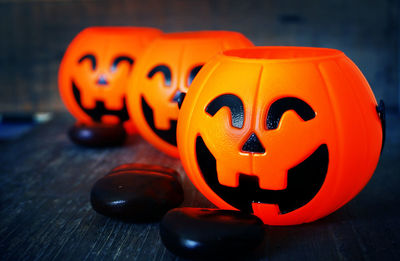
[0,0,399,113]
[0,112,399,260]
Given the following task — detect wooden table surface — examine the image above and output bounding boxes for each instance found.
[1,112,399,261]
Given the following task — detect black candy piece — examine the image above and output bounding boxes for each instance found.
[68,122,126,147]
[91,164,184,222]
[160,208,265,259]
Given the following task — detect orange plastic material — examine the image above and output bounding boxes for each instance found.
[58,27,162,134]
[127,31,254,157]
[177,47,383,225]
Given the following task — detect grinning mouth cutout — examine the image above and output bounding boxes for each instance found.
[195,136,329,214]
[141,96,177,146]
[72,81,129,123]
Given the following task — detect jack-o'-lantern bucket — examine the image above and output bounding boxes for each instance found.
[127,31,254,157]
[177,47,384,225]
[59,27,162,134]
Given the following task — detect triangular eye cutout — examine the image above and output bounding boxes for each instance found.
[241,133,265,153]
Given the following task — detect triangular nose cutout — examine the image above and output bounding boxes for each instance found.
[172,90,187,109]
[172,90,182,103]
[241,133,265,153]
[97,75,108,86]
[174,92,186,109]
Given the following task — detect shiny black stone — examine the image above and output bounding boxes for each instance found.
[68,122,126,147]
[160,208,265,259]
[90,164,184,222]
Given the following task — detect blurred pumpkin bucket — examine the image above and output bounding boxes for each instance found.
[127,31,254,157]
[58,26,162,134]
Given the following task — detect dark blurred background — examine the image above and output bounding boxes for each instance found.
[0,0,399,114]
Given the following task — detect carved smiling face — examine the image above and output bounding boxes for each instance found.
[196,94,328,215]
[127,31,254,157]
[140,64,204,146]
[59,27,161,131]
[177,47,383,225]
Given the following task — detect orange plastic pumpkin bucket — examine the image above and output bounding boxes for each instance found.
[127,31,254,157]
[177,46,384,225]
[58,27,162,134]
